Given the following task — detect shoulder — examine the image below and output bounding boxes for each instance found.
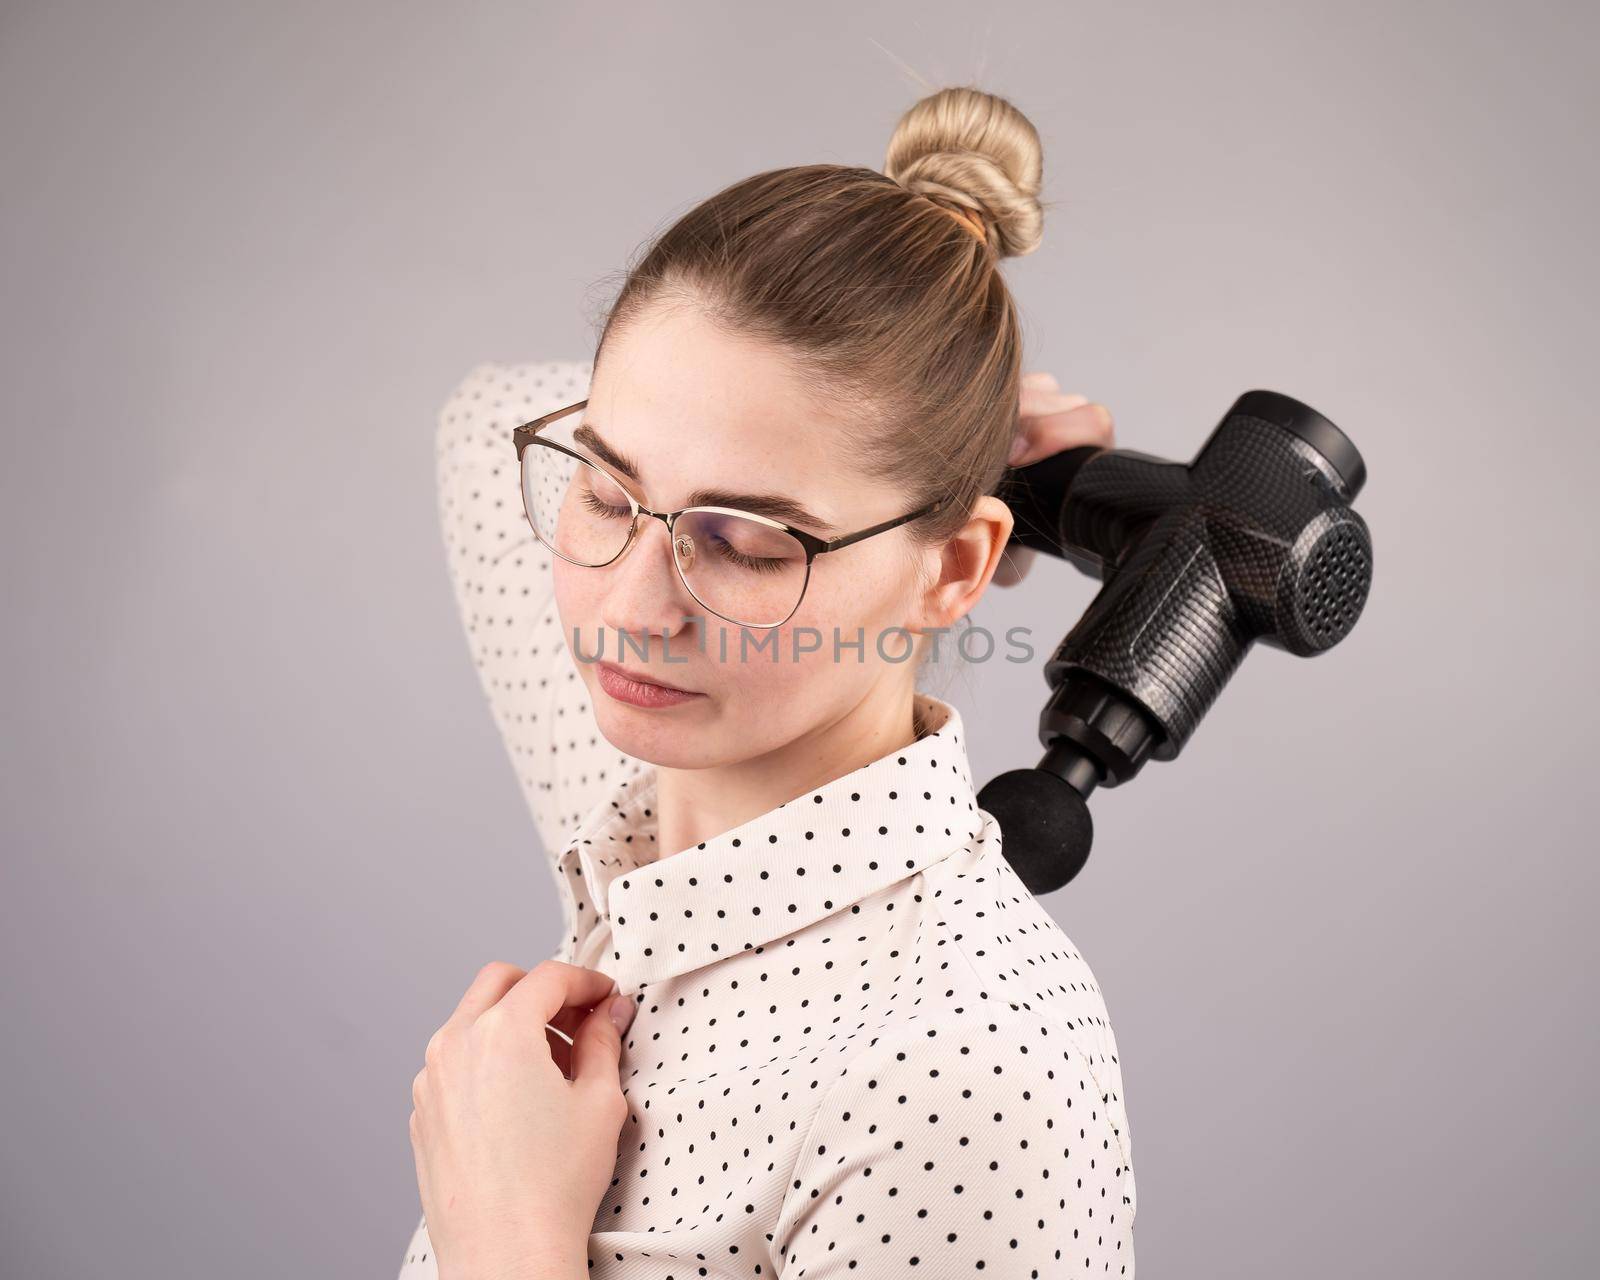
[774,1012,1135,1276]
[919,829,1135,1156]
[801,1011,1121,1156]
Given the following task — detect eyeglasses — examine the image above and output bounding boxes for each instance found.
[512,399,944,629]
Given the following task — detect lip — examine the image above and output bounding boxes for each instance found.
[595,661,705,708]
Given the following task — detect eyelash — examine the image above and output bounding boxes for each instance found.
[720,547,789,575]
[580,490,632,520]
[578,491,791,573]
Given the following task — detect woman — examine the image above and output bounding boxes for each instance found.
[402,86,1134,1279]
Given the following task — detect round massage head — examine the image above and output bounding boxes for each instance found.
[978,767,1094,894]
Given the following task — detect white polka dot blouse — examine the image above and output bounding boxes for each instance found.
[398,361,1137,1277]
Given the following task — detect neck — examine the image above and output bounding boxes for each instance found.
[651,679,925,863]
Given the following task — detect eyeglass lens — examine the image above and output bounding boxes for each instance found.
[521,436,810,628]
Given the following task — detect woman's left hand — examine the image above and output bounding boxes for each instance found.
[993,372,1117,587]
[410,960,638,1280]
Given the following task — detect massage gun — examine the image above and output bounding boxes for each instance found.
[982,390,1373,894]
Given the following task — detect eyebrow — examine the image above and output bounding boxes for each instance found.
[573,419,841,535]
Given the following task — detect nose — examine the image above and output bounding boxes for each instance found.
[598,514,703,646]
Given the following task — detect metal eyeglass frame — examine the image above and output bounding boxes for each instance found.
[512,398,945,629]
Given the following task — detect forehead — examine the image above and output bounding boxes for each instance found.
[586,303,874,519]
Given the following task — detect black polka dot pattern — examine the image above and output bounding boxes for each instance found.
[399,362,1137,1278]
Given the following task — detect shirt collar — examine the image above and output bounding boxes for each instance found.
[554,692,982,994]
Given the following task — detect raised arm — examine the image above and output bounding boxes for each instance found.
[434,360,646,936]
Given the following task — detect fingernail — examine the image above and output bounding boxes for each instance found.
[608,993,635,1033]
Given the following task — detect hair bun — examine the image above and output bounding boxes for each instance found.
[883,85,1045,259]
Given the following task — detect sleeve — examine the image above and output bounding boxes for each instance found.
[772,1022,1136,1278]
[433,360,646,928]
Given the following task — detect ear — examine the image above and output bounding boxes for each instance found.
[912,496,1015,633]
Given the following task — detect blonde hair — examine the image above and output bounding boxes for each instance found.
[590,84,1047,670]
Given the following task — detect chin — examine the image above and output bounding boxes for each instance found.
[588,675,723,767]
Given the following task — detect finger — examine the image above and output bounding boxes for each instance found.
[1019,386,1088,421]
[1020,371,1060,392]
[497,959,619,1028]
[443,960,527,1033]
[570,992,635,1088]
[1009,402,1114,468]
[1014,391,1091,460]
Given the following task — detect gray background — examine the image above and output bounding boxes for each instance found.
[3,1,1594,1275]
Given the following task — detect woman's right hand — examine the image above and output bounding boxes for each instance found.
[993,371,1116,587]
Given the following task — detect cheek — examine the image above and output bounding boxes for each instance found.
[551,557,602,661]
[743,553,918,688]
[552,556,602,620]
[551,556,572,613]
[799,549,918,637]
